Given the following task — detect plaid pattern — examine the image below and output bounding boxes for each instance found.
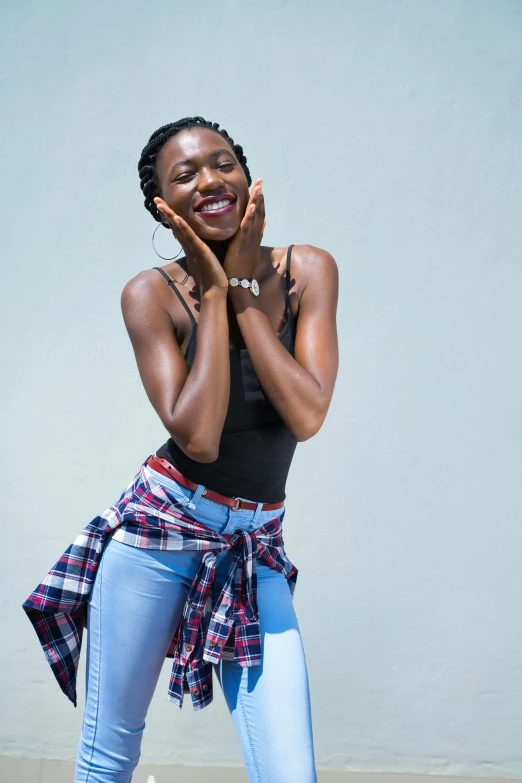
[22,456,298,711]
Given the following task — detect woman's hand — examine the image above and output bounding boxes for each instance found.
[153,197,229,295]
[223,179,266,281]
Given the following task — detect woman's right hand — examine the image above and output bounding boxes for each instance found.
[153,197,229,295]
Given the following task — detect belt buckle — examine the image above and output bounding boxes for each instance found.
[232,497,243,512]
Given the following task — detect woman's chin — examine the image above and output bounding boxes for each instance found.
[195,223,240,242]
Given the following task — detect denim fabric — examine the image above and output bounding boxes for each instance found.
[75,467,317,783]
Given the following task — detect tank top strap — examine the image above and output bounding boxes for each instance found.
[285,245,294,315]
[153,266,197,326]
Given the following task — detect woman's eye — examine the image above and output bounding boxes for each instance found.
[175,164,233,183]
[174,175,193,184]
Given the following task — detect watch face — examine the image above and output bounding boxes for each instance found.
[240,279,250,288]
[229,277,239,287]
[251,279,260,296]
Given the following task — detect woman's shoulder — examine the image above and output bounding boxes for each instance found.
[121,264,178,298]
[120,265,191,339]
[265,243,336,271]
[121,263,190,315]
[289,244,337,271]
[267,244,337,301]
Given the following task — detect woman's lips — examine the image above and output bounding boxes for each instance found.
[195,200,236,218]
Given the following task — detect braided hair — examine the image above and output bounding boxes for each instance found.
[138,116,252,226]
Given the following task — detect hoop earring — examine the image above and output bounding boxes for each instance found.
[152,223,183,260]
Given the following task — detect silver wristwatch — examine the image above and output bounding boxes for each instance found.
[228,277,260,296]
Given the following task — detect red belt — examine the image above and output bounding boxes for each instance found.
[146,455,285,513]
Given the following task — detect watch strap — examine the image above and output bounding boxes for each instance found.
[228,277,259,296]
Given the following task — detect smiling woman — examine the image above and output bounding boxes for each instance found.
[23,115,339,783]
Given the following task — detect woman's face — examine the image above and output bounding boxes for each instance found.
[155,127,250,241]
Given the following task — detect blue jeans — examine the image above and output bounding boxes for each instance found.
[75,466,317,782]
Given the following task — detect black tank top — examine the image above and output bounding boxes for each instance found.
[153,245,298,502]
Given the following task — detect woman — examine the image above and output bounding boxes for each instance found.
[23,116,339,782]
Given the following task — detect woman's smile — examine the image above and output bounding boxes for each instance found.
[194,194,238,218]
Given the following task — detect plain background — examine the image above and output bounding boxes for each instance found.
[1,0,521,777]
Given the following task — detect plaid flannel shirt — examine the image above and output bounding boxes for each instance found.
[22,457,298,711]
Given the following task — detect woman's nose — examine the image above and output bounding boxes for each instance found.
[198,166,224,190]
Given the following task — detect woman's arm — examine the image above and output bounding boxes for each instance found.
[229,244,339,441]
[121,273,230,462]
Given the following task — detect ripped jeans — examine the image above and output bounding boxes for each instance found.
[75,466,317,783]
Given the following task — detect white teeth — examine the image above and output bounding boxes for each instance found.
[200,199,233,212]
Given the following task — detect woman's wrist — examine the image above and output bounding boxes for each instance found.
[200,284,228,302]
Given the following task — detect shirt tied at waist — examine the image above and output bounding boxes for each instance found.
[22,457,298,711]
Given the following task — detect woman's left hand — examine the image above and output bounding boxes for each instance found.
[223,179,266,281]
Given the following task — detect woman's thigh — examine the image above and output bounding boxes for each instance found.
[213,561,317,783]
[75,537,203,783]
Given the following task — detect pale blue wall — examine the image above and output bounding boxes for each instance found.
[1,0,522,776]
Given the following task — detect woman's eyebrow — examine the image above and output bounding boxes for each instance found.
[169,148,234,176]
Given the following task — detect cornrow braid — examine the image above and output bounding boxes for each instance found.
[138,116,252,225]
